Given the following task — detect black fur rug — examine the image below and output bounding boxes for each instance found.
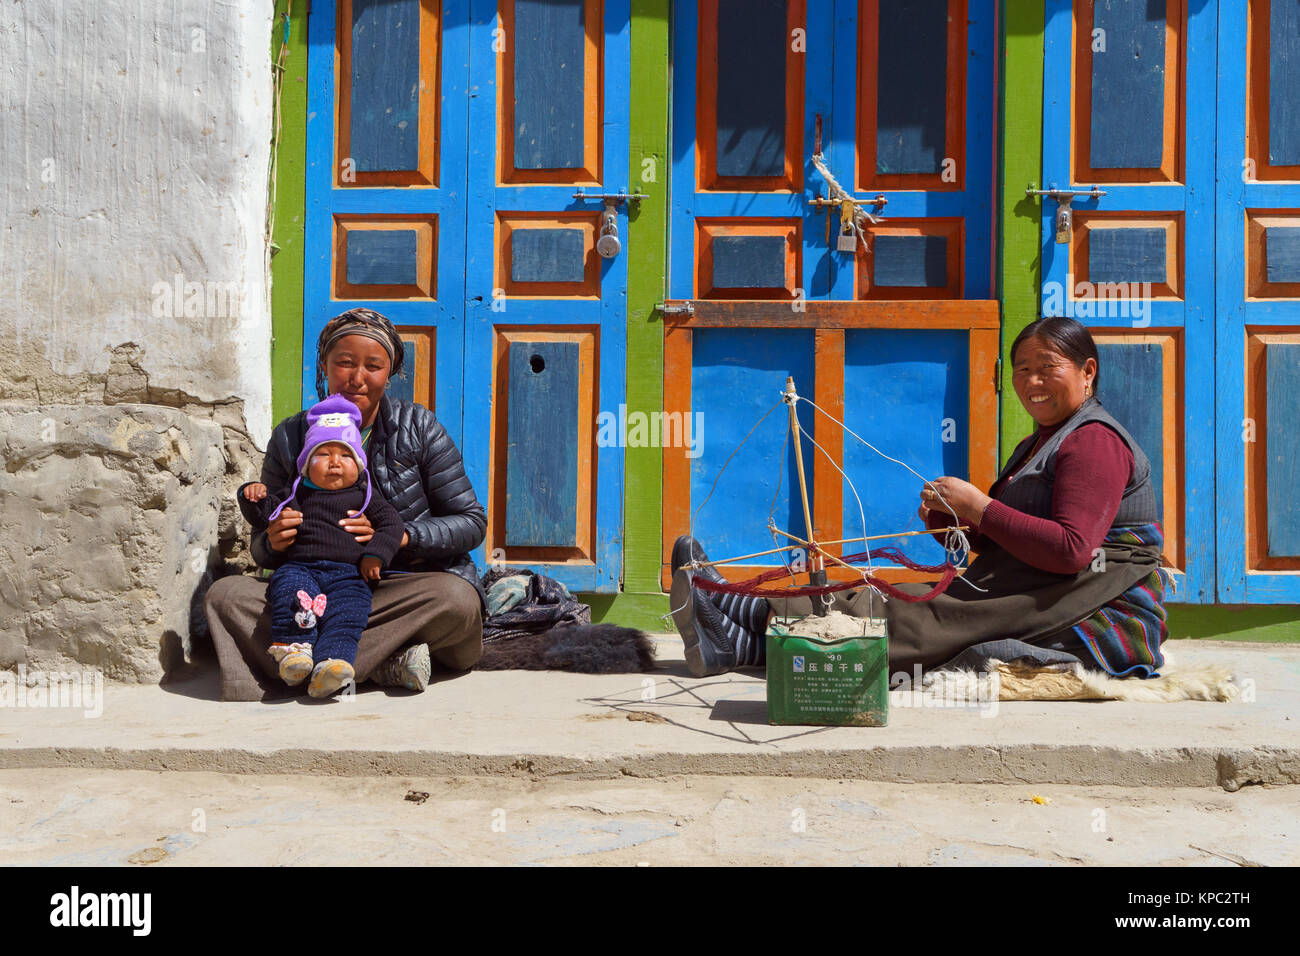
[476,623,655,673]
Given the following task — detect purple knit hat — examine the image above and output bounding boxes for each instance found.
[267,394,371,521]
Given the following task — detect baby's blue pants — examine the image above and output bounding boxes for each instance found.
[268,559,372,665]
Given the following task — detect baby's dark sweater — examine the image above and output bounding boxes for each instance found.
[238,479,406,568]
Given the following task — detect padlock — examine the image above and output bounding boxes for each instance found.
[1055,202,1073,244]
[837,199,858,252]
[597,228,621,259]
[597,203,621,258]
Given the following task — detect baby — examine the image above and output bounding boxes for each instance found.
[239,394,405,698]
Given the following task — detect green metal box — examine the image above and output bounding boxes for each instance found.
[765,622,889,726]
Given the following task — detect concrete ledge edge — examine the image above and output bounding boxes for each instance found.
[2,745,1297,790]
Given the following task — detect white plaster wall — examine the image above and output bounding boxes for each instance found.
[0,0,274,445]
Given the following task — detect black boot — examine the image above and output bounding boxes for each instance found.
[670,535,772,637]
[669,535,769,677]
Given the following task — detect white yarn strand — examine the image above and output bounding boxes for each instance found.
[660,396,785,628]
[793,420,879,582]
[795,395,987,593]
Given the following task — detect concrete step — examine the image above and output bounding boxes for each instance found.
[2,639,1296,790]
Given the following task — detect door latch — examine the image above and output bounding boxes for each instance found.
[571,190,649,205]
[808,194,887,251]
[572,191,649,260]
[655,301,695,318]
[1026,184,1106,244]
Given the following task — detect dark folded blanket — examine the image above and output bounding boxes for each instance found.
[481,566,589,643]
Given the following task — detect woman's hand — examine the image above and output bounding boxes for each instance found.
[267,507,303,552]
[340,510,374,544]
[920,476,992,525]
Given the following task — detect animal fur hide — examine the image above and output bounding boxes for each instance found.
[476,623,656,674]
[920,649,1239,702]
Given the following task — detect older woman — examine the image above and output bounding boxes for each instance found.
[205,308,487,701]
[671,317,1168,680]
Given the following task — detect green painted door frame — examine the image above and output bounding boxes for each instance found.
[269,0,308,428]
[592,0,672,630]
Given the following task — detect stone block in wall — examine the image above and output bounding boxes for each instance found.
[0,403,224,682]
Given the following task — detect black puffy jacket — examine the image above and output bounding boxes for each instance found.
[251,393,488,612]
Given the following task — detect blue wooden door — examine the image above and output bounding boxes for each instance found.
[664,0,999,590]
[1040,0,1218,602]
[461,0,629,592]
[306,1,627,593]
[306,0,471,436]
[1215,2,1300,603]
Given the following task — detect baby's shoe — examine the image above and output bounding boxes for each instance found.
[308,659,355,698]
[268,642,314,686]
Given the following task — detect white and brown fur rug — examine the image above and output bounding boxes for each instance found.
[922,648,1239,702]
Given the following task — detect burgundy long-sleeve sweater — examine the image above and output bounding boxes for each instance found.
[927,421,1134,574]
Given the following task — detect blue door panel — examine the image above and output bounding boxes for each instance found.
[505,341,581,547]
[1269,0,1300,164]
[874,0,949,175]
[872,235,949,288]
[715,0,789,178]
[1088,0,1168,170]
[689,329,817,564]
[1265,343,1300,559]
[348,0,422,172]
[1095,344,1166,520]
[842,330,968,567]
[345,230,420,286]
[509,229,587,283]
[512,0,587,170]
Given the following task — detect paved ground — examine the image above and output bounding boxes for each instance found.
[2,769,1296,866]
[1,638,1297,789]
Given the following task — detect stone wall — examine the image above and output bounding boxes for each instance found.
[0,405,225,681]
[0,1,273,679]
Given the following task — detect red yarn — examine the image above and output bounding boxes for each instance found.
[690,547,958,603]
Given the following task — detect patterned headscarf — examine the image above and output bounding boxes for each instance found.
[314,307,405,400]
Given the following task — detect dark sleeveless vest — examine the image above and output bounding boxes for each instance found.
[994,397,1158,529]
